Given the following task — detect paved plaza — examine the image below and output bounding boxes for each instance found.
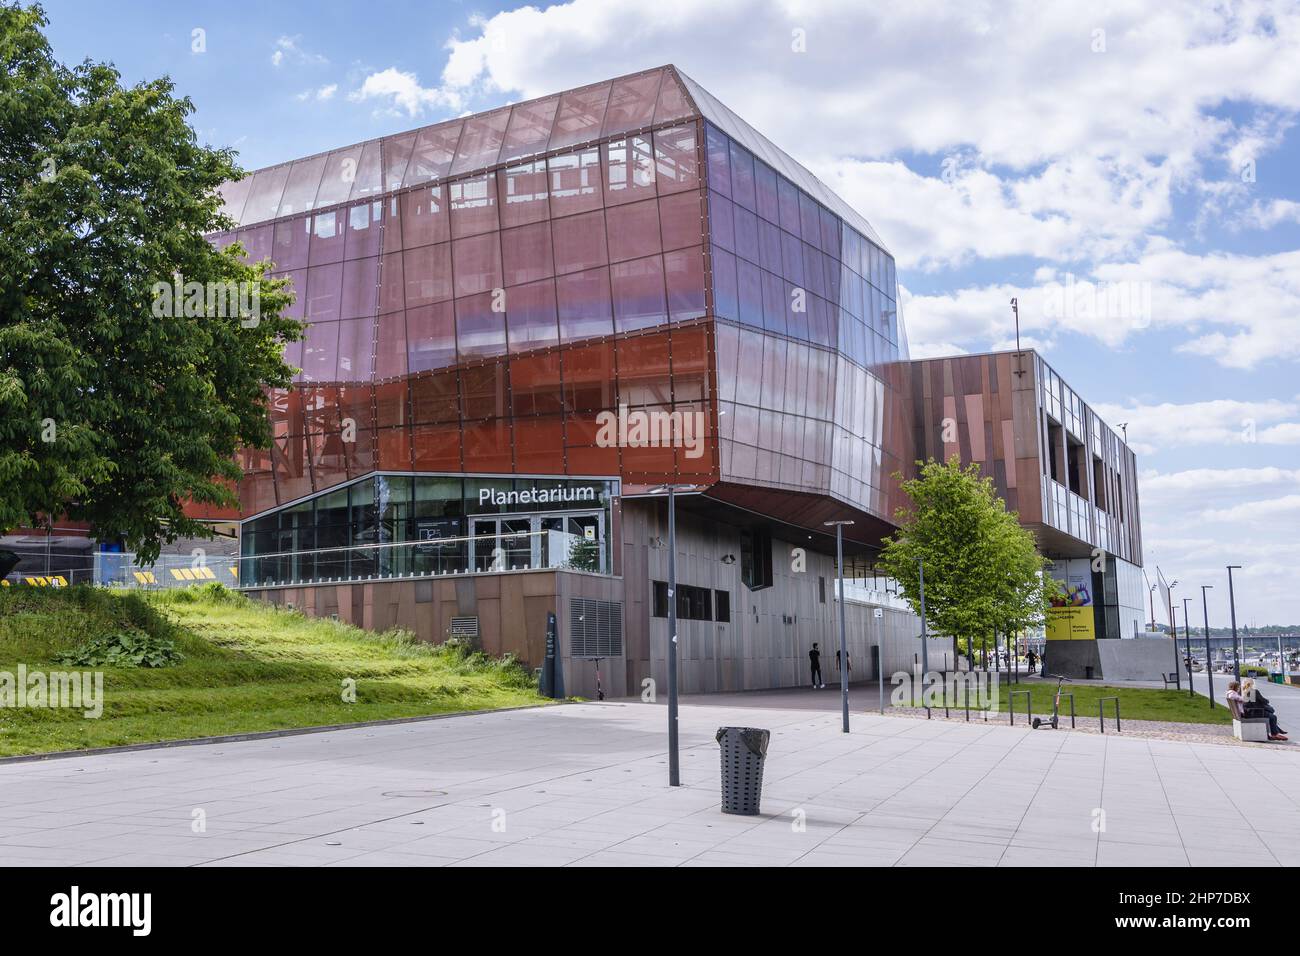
[1,700,1297,867]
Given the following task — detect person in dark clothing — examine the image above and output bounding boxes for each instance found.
[1026,650,1037,673]
[1243,679,1288,739]
[809,644,823,689]
[836,649,851,674]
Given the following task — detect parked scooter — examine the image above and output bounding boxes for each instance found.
[1032,674,1072,729]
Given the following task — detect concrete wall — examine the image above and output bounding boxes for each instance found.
[1042,637,1178,681]
[1096,637,1179,681]
[620,499,920,695]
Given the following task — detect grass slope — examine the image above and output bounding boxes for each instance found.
[0,584,545,756]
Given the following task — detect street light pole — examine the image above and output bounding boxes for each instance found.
[1182,596,1194,698]
[918,557,930,709]
[650,483,695,788]
[666,486,680,786]
[1201,585,1214,709]
[1227,565,1242,682]
[1168,582,1180,690]
[824,520,855,733]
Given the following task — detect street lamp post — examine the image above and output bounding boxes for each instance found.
[1201,585,1214,709]
[650,483,696,787]
[1227,565,1242,682]
[824,520,855,733]
[918,557,930,710]
[1148,583,1158,632]
[1168,581,1180,690]
[1182,596,1194,698]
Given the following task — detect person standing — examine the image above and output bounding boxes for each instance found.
[836,649,851,676]
[810,643,824,689]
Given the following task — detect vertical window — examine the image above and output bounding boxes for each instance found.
[714,590,730,623]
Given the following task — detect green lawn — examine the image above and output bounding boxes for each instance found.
[0,583,546,757]
[923,675,1232,725]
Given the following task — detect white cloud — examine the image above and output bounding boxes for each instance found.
[348,68,463,118]
[296,84,338,103]
[1092,401,1300,454]
[1139,467,1300,625]
[901,248,1300,369]
[430,0,1300,268]
[271,35,327,69]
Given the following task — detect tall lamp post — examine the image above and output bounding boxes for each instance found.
[824,520,855,733]
[1181,596,1194,698]
[1226,565,1242,682]
[650,483,696,787]
[1201,585,1215,708]
[1148,583,1159,631]
[1168,580,1180,690]
[918,557,930,708]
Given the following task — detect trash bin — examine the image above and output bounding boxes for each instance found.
[1085,666,1094,679]
[716,726,770,815]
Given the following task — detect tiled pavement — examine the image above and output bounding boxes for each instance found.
[1,701,1297,866]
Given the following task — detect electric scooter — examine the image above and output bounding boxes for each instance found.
[1031,673,1072,729]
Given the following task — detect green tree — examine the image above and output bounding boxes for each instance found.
[879,458,1057,658]
[566,535,601,572]
[0,3,300,562]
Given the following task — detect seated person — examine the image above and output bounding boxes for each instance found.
[1241,678,1288,741]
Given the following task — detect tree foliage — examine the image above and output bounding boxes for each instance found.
[879,457,1058,649]
[0,3,300,561]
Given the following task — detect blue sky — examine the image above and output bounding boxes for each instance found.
[37,0,1300,625]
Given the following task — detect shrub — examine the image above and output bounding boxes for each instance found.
[55,628,185,668]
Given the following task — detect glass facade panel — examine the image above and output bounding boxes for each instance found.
[556,267,614,343]
[551,209,607,275]
[548,148,603,217]
[406,121,463,186]
[601,70,662,136]
[498,160,550,228]
[500,96,559,163]
[242,164,291,224]
[315,146,364,209]
[610,254,667,334]
[450,108,510,176]
[548,83,611,151]
[653,123,699,194]
[278,155,326,217]
[501,222,553,287]
[449,174,498,238]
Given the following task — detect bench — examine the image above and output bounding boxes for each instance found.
[1160,672,1179,689]
[1227,698,1271,742]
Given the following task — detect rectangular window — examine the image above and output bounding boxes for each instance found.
[740,528,773,591]
[714,589,730,623]
[652,581,714,620]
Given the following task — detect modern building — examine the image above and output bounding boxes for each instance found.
[171,64,1145,688]
[904,349,1155,677]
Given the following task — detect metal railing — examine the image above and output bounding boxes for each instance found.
[1098,696,1121,733]
[236,527,609,589]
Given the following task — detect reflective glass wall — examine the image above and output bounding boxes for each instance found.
[701,121,909,520]
[212,68,720,516]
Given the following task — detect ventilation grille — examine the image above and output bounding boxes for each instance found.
[570,598,623,658]
[449,615,479,638]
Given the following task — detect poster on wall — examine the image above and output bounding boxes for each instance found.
[1045,559,1096,641]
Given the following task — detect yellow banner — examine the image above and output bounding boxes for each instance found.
[1047,606,1095,641]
